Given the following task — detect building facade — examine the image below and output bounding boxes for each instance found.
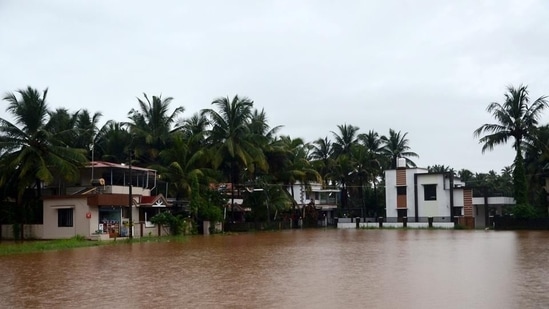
[41,161,171,239]
[385,158,473,226]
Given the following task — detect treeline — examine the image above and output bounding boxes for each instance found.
[1,84,549,226]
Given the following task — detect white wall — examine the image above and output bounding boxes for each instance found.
[43,197,104,239]
[416,173,453,218]
[385,170,398,219]
[338,222,454,229]
[386,169,464,221]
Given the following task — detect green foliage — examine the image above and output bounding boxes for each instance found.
[474,85,548,204]
[150,212,188,235]
[12,224,20,241]
[74,234,86,241]
[512,203,538,219]
[190,175,224,222]
[513,153,528,205]
[198,202,223,222]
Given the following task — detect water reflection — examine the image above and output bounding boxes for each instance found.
[1,230,548,308]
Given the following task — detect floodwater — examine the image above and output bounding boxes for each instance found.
[1,229,549,308]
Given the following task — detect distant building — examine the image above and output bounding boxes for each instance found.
[384,158,514,228]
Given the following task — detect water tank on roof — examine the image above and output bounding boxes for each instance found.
[397,157,406,168]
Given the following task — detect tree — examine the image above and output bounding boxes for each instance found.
[45,108,78,147]
[201,95,266,219]
[358,130,385,215]
[0,87,87,239]
[74,109,103,159]
[310,137,334,187]
[474,85,548,204]
[157,131,214,199]
[127,93,184,166]
[380,129,419,168]
[427,164,454,174]
[524,125,549,214]
[93,120,132,163]
[331,124,359,157]
[457,169,474,184]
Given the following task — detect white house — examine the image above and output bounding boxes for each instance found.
[385,159,470,226]
[385,158,515,228]
[288,182,339,224]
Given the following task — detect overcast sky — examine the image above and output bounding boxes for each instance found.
[2,0,549,173]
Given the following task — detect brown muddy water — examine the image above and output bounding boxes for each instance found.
[1,229,548,308]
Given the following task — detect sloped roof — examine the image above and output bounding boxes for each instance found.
[88,161,155,172]
[140,194,171,207]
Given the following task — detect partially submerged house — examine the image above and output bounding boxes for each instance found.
[287,182,339,225]
[41,161,171,239]
[384,158,515,228]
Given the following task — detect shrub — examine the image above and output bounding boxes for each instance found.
[150,212,187,235]
[512,203,537,219]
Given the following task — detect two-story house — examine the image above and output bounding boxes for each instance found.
[385,158,471,225]
[385,158,515,228]
[41,161,171,239]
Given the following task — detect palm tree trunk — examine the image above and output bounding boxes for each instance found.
[513,151,528,204]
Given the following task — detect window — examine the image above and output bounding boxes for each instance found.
[58,208,73,227]
[423,184,437,201]
[122,207,130,218]
[397,186,407,195]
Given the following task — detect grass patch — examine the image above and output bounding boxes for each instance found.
[0,236,105,255]
[0,235,190,256]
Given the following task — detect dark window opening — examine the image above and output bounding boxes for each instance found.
[424,184,437,201]
[397,186,407,195]
[58,208,73,227]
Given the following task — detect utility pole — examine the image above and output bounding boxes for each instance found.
[128,149,133,239]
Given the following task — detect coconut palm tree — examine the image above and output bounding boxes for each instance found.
[474,85,548,204]
[93,120,132,163]
[248,108,283,180]
[45,108,79,146]
[380,129,419,169]
[456,168,474,184]
[0,87,87,239]
[310,137,334,186]
[74,109,103,159]
[179,112,210,142]
[523,125,549,212]
[127,93,184,166]
[275,136,320,193]
[156,131,215,199]
[331,124,360,157]
[201,95,266,219]
[427,164,454,173]
[357,130,384,216]
[325,153,354,211]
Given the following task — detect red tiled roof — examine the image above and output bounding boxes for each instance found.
[140,194,171,207]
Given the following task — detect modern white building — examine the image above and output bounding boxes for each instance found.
[384,158,515,228]
[385,159,471,226]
